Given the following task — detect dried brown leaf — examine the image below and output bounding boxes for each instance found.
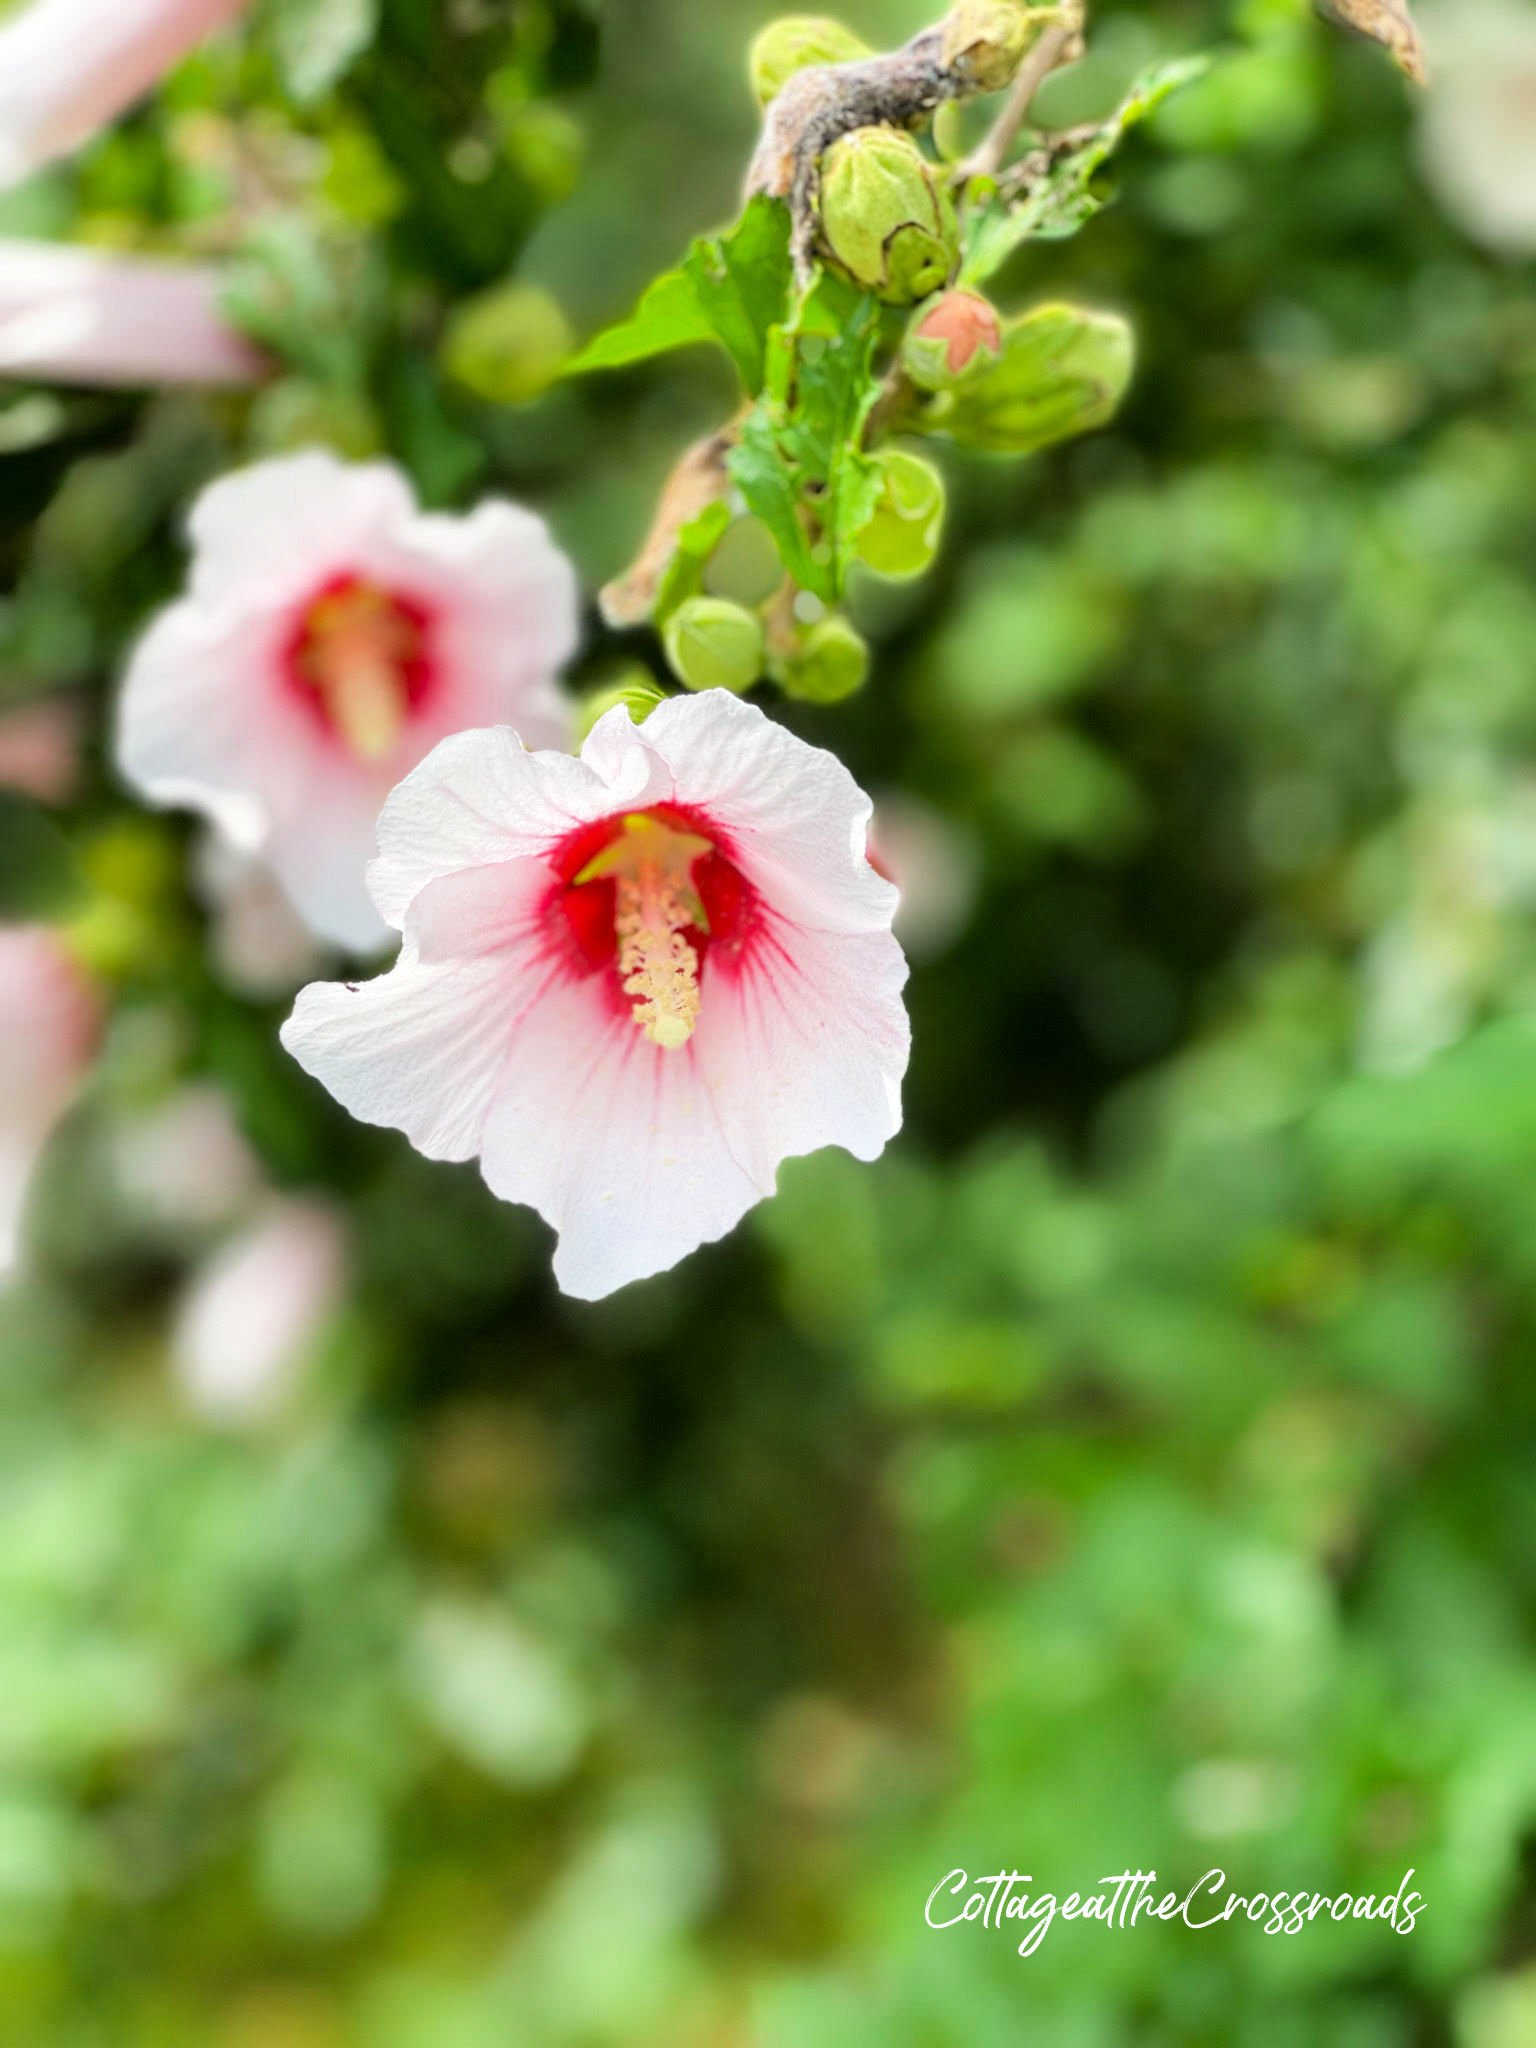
[1315,0,1428,84]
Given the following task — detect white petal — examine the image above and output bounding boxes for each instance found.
[699,911,909,1178]
[368,714,670,931]
[115,596,297,851]
[116,592,393,949]
[262,772,397,954]
[640,691,897,935]
[186,452,417,610]
[480,990,766,1301]
[281,859,566,1164]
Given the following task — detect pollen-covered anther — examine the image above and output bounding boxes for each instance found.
[616,867,701,1049]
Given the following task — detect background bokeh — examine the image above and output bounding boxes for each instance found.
[2,0,1535,2042]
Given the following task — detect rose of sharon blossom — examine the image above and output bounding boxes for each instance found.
[0,925,98,1273]
[0,0,249,190]
[281,693,911,1299]
[117,452,578,951]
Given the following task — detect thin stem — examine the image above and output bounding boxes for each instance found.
[961,16,1080,183]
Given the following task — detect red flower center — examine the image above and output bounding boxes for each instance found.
[284,574,435,759]
[553,806,756,1047]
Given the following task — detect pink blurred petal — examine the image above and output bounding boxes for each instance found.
[0,924,98,1273]
[0,237,265,387]
[0,0,250,188]
[0,695,83,804]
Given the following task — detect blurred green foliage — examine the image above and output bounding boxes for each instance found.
[1,0,1535,2044]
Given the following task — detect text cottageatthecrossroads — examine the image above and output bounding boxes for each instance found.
[926,1867,1426,1959]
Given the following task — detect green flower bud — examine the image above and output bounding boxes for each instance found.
[781,616,871,703]
[500,103,586,207]
[931,301,1134,456]
[856,450,946,580]
[817,127,959,306]
[663,598,765,695]
[942,1,1060,95]
[902,289,1004,392]
[442,282,573,406]
[750,15,871,106]
[576,669,669,740]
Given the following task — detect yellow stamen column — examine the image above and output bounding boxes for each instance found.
[615,865,701,1049]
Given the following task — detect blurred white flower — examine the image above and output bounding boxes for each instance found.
[172,1197,347,1423]
[0,925,97,1274]
[117,451,579,951]
[1416,0,1536,255]
[0,238,263,388]
[192,831,326,998]
[111,1083,262,1237]
[0,0,249,189]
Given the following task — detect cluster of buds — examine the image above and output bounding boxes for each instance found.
[618,1,1117,708]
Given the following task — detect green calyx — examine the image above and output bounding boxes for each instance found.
[750,15,872,105]
[780,616,871,703]
[942,1,1068,96]
[663,598,765,695]
[577,670,670,740]
[902,289,1004,393]
[816,127,959,306]
[923,301,1135,456]
[856,450,947,580]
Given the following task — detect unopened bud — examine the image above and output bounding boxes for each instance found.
[663,598,765,695]
[902,289,1004,392]
[942,1,1062,95]
[856,450,946,580]
[442,282,573,406]
[577,669,669,740]
[817,127,959,306]
[750,15,871,106]
[932,301,1134,455]
[781,616,871,703]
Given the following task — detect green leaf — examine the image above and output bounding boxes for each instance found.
[928,302,1134,456]
[654,500,733,622]
[268,0,379,102]
[961,55,1210,286]
[565,198,793,393]
[728,275,885,603]
[563,268,715,376]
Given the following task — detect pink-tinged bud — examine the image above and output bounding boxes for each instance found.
[902,289,1003,391]
[0,239,265,387]
[0,0,251,189]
